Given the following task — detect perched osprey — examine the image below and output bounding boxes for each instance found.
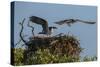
[54,19,96,26]
[29,16,57,35]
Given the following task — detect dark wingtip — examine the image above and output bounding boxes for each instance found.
[86,22,96,24]
[29,16,35,19]
[91,22,96,24]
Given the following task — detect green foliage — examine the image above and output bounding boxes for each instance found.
[82,56,97,61]
[25,48,80,64]
[13,48,97,65]
[13,48,24,65]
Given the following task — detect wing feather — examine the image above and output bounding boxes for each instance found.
[54,19,73,25]
[29,16,49,34]
[77,19,96,24]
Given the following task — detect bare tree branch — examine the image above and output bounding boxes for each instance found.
[27,21,34,36]
[19,18,28,46]
[15,38,21,47]
[15,35,28,47]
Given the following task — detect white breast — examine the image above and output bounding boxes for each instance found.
[51,29,53,33]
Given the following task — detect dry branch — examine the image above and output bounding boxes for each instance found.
[19,18,28,46]
[27,21,34,36]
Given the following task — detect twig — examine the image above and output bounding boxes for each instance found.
[19,18,28,46]
[14,35,28,47]
[50,40,59,45]
[27,21,34,36]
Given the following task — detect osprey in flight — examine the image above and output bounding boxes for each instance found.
[29,16,57,35]
[54,19,96,26]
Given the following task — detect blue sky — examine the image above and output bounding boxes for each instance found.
[13,1,97,57]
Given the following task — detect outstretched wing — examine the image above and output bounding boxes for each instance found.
[54,19,77,27]
[29,16,49,34]
[54,21,65,25]
[76,19,96,24]
[54,19,72,25]
[54,19,96,26]
[29,16,48,25]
